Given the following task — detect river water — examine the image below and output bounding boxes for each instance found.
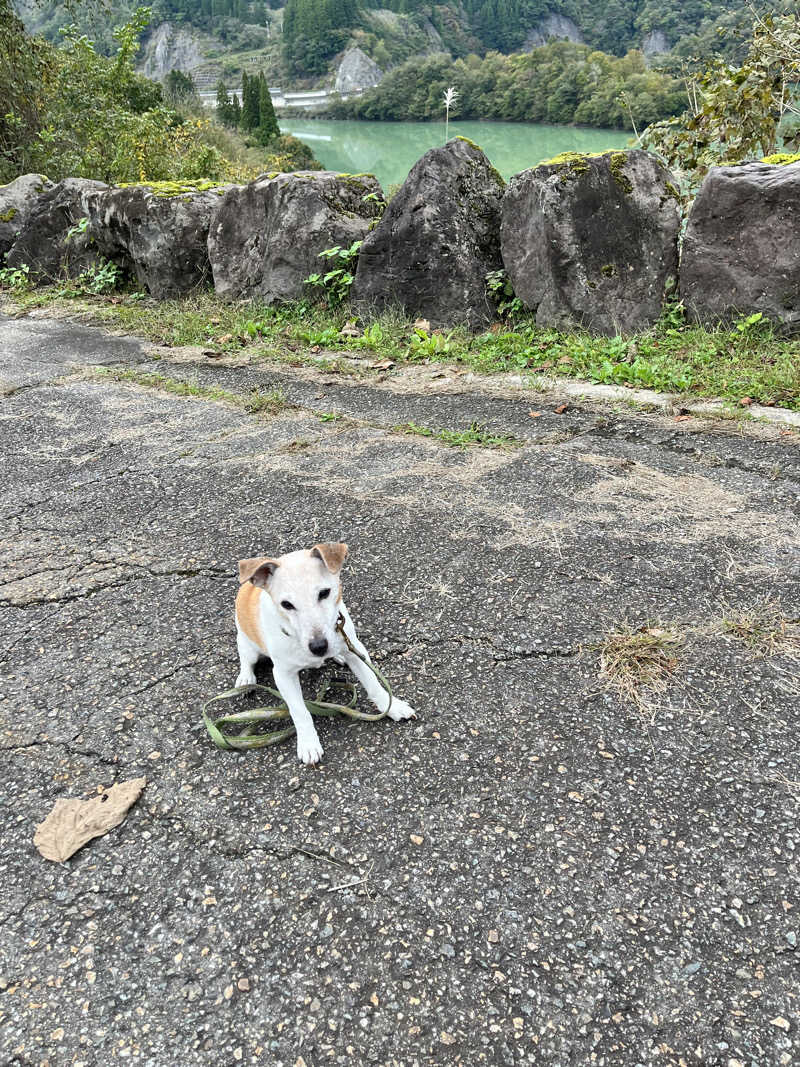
[280,118,630,189]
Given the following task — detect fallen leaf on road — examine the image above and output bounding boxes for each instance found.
[674,415,692,422]
[34,778,146,863]
[554,403,569,414]
[528,410,542,418]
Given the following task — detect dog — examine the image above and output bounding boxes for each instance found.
[235,542,416,764]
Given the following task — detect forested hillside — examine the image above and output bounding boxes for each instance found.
[16,0,797,133]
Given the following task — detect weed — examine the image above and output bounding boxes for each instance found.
[486,269,523,320]
[0,263,32,292]
[720,601,800,659]
[65,216,89,243]
[597,624,682,718]
[408,327,453,360]
[397,420,520,449]
[305,242,361,308]
[244,387,287,414]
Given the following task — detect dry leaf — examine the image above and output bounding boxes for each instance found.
[34,778,146,863]
[413,318,431,333]
[739,396,753,407]
[554,403,569,414]
[216,333,234,344]
[528,410,542,418]
[674,414,692,422]
[339,322,361,338]
[373,360,394,370]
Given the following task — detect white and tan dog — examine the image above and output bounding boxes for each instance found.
[235,542,416,764]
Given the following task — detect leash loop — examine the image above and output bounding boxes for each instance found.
[201,614,393,750]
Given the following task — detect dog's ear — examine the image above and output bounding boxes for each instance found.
[311,542,348,575]
[238,556,279,588]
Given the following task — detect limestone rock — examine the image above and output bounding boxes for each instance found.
[140,21,205,80]
[352,138,505,328]
[208,170,383,303]
[501,150,680,335]
[88,182,231,298]
[0,174,54,262]
[6,178,110,280]
[524,14,583,50]
[335,47,383,95]
[642,30,669,58]
[680,161,800,332]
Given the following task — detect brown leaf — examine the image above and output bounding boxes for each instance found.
[674,414,692,422]
[216,333,234,344]
[528,410,542,418]
[739,396,753,406]
[34,778,146,863]
[554,403,569,414]
[413,318,431,333]
[557,356,573,365]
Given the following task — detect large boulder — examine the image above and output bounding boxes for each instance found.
[501,150,680,335]
[352,138,505,328]
[6,178,109,280]
[335,47,383,94]
[208,170,383,303]
[87,181,231,298]
[0,174,54,262]
[680,160,800,332]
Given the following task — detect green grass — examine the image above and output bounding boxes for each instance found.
[91,366,288,415]
[396,419,521,449]
[8,288,800,411]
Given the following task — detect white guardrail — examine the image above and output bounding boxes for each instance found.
[198,87,363,109]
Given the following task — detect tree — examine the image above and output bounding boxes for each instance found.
[641,11,800,184]
[0,0,51,181]
[215,78,236,126]
[240,70,260,131]
[256,72,280,144]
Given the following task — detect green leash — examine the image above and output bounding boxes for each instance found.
[202,614,394,751]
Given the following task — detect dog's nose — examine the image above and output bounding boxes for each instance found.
[309,637,328,658]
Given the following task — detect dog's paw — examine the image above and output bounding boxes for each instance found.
[235,670,257,688]
[297,733,324,765]
[387,698,416,722]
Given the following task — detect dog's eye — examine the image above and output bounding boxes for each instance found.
[281,600,295,611]
[318,588,331,601]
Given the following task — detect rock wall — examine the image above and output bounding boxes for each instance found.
[680,161,800,333]
[523,14,583,51]
[3,154,800,336]
[501,150,680,335]
[335,48,383,95]
[140,22,206,80]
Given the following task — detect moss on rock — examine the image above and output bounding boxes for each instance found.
[0,206,18,223]
[760,152,800,166]
[117,179,228,199]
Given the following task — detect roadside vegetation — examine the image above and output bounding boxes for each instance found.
[4,285,798,413]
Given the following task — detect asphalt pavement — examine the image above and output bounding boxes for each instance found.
[1,310,799,1066]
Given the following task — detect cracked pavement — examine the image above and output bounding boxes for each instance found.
[1,311,799,1066]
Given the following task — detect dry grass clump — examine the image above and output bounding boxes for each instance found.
[720,601,800,659]
[597,624,683,717]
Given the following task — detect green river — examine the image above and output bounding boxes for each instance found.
[280,118,630,189]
